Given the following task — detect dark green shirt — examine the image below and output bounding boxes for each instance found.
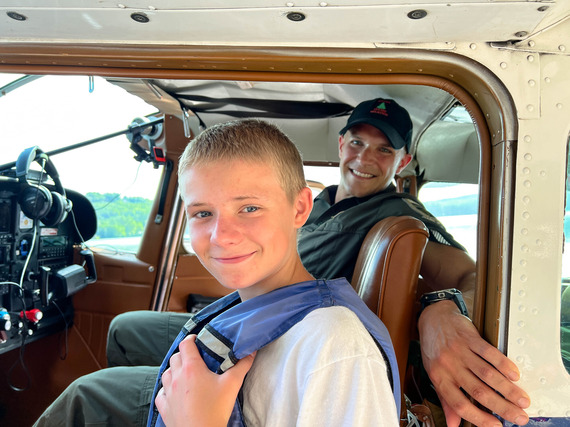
[298,184,464,282]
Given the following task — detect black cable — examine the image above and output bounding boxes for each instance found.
[0,282,31,392]
[51,300,69,361]
[18,158,44,287]
[69,208,87,248]
[3,159,46,392]
[7,330,31,392]
[0,282,27,312]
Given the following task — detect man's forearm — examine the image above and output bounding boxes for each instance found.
[454,271,475,317]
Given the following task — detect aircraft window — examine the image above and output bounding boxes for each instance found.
[304,165,341,198]
[419,182,478,259]
[0,74,159,254]
[441,104,473,124]
[561,143,570,373]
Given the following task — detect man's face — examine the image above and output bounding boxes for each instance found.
[337,123,412,200]
[180,159,310,300]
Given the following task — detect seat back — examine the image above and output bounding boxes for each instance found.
[351,216,429,422]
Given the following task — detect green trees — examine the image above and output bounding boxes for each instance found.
[85,192,152,239]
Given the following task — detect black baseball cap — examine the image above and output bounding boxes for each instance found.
[339,98,413,151]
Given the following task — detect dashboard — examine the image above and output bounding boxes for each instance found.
[0,177,96,354]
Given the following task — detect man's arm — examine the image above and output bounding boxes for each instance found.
[418,241,530,427]
[418,241,476,311]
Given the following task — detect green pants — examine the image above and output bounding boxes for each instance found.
[35,311,190,427]
[106,311,192,367]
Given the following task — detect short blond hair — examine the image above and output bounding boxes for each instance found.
[178,119,306,202]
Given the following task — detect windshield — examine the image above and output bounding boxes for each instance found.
[0,74,160,253]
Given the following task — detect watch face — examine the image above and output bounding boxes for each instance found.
[420,289,469,317]
[435,291,453,299]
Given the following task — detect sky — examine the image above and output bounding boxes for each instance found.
[0,73,161,198]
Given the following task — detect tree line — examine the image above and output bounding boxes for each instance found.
[85,192,153,239]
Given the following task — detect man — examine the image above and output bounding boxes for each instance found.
[300,98,530,426]
[36,99,530,427]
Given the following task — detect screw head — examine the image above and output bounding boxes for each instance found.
[286,11,306,22]
[407,9,427,20]
[131,12,150,23]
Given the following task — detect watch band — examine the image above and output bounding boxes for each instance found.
[419,288,469,318]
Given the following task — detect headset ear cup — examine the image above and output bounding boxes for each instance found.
[18,185,53,220]
[16,147,71,226]
[42,192,71,227]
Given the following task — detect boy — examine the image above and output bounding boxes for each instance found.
[35,100,529,427]
[147,119,400,426]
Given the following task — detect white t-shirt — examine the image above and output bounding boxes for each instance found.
[242,306,399,427]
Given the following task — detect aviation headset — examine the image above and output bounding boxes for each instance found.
[15,146,72,227]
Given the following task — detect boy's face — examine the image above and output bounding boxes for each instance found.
[180,159,313,300]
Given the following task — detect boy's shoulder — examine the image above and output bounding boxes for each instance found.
[265,306,384,364]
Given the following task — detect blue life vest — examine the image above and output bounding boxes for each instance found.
[147,278,400,426]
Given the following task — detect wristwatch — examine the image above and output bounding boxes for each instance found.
[419,288,469,318]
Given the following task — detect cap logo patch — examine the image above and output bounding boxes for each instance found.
[370,101,389,117]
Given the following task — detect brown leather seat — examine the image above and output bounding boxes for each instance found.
[351,215,429,423]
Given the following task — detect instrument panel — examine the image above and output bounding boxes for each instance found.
[0,178,95,354]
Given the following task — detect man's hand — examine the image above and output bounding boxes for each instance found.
[418,300,530,427]
[155,334,256,427]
